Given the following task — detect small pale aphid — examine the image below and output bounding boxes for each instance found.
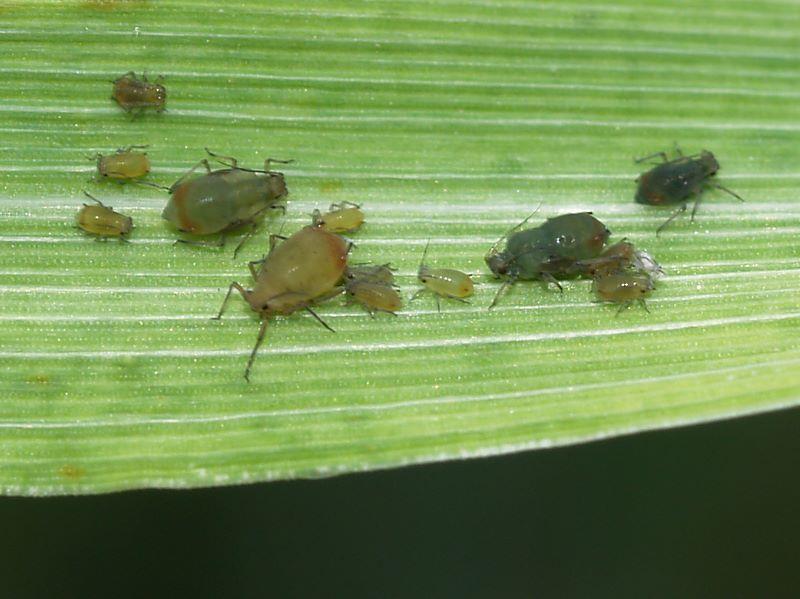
[94,145,151,182]
[413,240,474,311]
[112,72,166,116]
[594,273,654,313]
[162,148,290,256]
[76,191,133,239]
[635,148,743,234]
[345,278,402,316]
[312,202,365,233]
[345,263,396,286]
[212,225,349,381]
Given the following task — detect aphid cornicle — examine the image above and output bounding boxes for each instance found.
[94,146,151,182]
[485,212,610,307]
[413,240,474,311]
[593,273,654,313]
[162,148,290,256]
[213,225,349,381]
[312,201,365,233]
[111,72,167,116]
[635,149,743,234]
[76,191,133,239]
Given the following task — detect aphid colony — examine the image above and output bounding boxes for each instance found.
[87,72,745,378]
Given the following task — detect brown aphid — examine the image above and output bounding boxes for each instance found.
[76,192,133,239]
[312,201,365,233]
[594,273,654,313]
[572,240,636,278]
[94,145,151,182]
[112,71,166,116]
[213,225,349,381]
[345,278,402,316]
[345,263,396,286]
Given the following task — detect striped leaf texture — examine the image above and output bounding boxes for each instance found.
[1,0,799,494]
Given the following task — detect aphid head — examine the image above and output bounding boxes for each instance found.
[698,150,719,175]
[121,216,134,236]
[485,251,512,277]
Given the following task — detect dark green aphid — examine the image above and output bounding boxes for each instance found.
[485,212,610,307]
[635,149,743,234]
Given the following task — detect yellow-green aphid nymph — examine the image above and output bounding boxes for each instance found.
[213,225,349,381]
[413,240,474,311]
[76,191,133,240]
[94,145,151,182]
[312,201,365,234]
[594,273,654,314]
[345,278,402,316]
[162,148,290,256]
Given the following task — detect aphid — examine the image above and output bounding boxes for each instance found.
[213,225,349,381]
[162,148,290,256]
[76,191,133,239]
[111,71,166,116]
[635,149,743,234]
[572,240,665,281]
[486,212,610,307]
[345,263,396,286]
[571,240,637,278]
[94,145,151,182]
[312,201,365,233]
[593,273,654,313]
[345,278,402,316]
[413,240,474,311]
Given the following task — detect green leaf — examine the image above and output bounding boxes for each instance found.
[2,0,799,495]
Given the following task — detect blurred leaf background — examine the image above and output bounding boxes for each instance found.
[1,0,799,495]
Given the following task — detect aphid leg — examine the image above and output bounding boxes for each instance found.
[169,159,213,192]
[540,272,563,292]
[635,151,669,164]
[330,200,361,210]
[264,158,294,172]
[488,277,516,310]
[409,288,427,303]
[656,204,688,236]
[712,183,745,202]
[435,296,441,313]
[268,234,288,253]
[232,222,260,259]
[305,307,335,332]
[119,145,149,153]
[615,302,631,316]
[205,148,238,169]
[689,196,704,223]
[175,235,226,250]
[248,259,265,279]
[244,319,269,383]
[211,282,248,320]
[638,298,650,313]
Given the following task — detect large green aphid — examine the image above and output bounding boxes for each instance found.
[162,148,291,256]
[485,212,610,308]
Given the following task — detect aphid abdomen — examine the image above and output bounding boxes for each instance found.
[421,268,474,298]
[347,280,402,314]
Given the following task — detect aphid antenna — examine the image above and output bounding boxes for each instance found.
[486,204,542,257]
[419,239,432,274]
[82,190,105,207]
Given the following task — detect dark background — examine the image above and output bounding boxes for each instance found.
[2,408,799,599]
